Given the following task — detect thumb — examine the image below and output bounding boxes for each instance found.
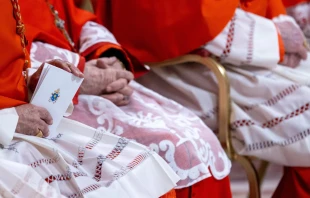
[96,58,110,69]
[29,64,44,92]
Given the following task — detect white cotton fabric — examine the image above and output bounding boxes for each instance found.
[0,118,179,197]
[0,108,18,146]
[137,9,310,166]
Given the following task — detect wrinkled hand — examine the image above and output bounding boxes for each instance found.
[96,57,124,70]
[281,53,302,68]
[15,104,53,137]
[96,57,134,105]
[275,20,308,67]
[80,59,134,105]
[28,59,84,93]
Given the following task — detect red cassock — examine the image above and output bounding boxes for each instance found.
[282,0,309,7]
[92,0,240,63]
[19,0,148,78]
[0,0,30,109]
[92,0,310,197]
[241,0,286,18]
[19,0,148,104]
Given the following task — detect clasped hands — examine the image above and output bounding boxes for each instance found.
[16,57,133,137]
[80,57,134,106]
[275,20,309,68]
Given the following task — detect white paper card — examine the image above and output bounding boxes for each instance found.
[30,63,84,137]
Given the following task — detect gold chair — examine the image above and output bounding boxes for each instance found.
[146,54,261,198]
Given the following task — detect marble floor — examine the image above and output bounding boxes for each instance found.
[230,161,283,198]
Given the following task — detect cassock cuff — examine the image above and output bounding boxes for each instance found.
[0,107,18,146]
[80,42,134,72]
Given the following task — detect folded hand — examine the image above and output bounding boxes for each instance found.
[15,104,52,137]
[275,20,308,68]
[81,58,134,106]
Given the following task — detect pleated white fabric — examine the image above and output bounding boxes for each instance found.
[0,118,179,197]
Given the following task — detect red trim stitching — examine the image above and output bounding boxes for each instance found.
[220,14,237,61]
[78,130,104,165]
[263,103,310,128]
[242,84,301,111]
[246,128,310,151]
[85,130,104,150]
[111,150,151,183]
[29,157,59,168]
[93,138,129,181]
[241,12,255,65]
[45,173,71,184]
[232,102,310,129]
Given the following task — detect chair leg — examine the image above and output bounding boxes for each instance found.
[234,154,261,198]
[257,160,269,186]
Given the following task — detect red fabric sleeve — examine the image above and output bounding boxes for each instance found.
[81,42,134,72]
[81,42,148,78]
[282,0,308,7]
[0,96,27,109]
[266,0,287,19]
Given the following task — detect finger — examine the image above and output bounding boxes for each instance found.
[291,54,301,67]
[97,57,119,69]
[280,54,289,66]
[47,59,84,78]
[28,64,45,92]
[36,63,45,73]
[105,79,127,92]
[115,94,131,106]
[68,63,84,78]
[287,54,301,68]
[118,85,134,97]
[116,70,134,81]
[96,58,111,69]
[101,93,124,104]
[109,57,124,70]
[286,54,295,68]
[37,107,53,125]
[107,57,118,64]
[47,59,71,73]
[105,57,118,65]
[37,119,50,137]
[297,45,308,60]
[86,59,97,67]
[115,99,130,106]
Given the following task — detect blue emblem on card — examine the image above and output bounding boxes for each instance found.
[49,89,60,104]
